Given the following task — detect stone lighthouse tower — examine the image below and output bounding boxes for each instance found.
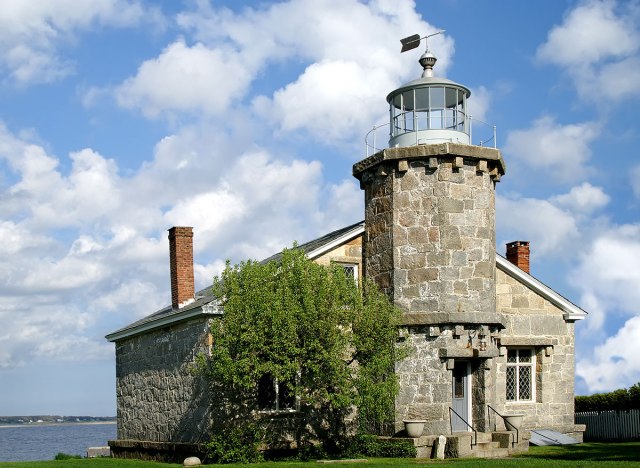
[353,34,506,436]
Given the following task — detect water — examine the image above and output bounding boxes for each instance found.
[0,423,116,462]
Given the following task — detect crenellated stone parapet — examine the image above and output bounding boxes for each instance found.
[353,143,506,185]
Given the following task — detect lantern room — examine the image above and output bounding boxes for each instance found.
[386,32,471,148]
[387,76,470,147]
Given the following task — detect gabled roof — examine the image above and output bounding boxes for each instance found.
[260,221,364,263]
[106,220,586,342]
[106,221,365,342]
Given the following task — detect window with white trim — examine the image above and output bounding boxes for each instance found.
[340,263,358,284]
[257,373,298,412]
[506,348,535,402]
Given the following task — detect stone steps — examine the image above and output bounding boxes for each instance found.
[447,431,529,459]
[389,430,529,459]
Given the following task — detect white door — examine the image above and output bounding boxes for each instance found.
[451,361,471,432]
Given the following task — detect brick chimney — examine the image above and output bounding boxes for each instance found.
[169,226,195,309]
[506,241,530,274]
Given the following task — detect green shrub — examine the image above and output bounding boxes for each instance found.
[345,434,416,458]
[54,452,82,460]
[576,382,640,412]
[205,424,264,464]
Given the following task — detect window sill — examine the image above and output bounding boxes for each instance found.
[256,409,300,416]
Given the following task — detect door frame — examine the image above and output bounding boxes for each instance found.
[451,360,472,432]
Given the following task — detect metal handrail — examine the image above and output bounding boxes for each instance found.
[487,405,519,448]
[448,407,477,449]
[364,117,497,157]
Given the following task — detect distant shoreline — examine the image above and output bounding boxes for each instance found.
[0,421,116,429]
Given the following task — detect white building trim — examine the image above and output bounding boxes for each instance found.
[105,303,222,342]
[306,224,365,260]
[496,256,587,322]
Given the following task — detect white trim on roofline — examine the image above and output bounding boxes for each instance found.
[496,255,587,322]
[307,224,365,260]
[105,303,222,342]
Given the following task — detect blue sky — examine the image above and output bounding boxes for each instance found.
[0,0,639,416]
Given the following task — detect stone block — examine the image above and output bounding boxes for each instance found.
[438,197,464,213]
[87,447,111,458]
[473,261,492,278]
[435,435,446,459]
[511,295,529,309]
[408,267,438,283]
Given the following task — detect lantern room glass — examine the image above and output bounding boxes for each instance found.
[390,85,467,139]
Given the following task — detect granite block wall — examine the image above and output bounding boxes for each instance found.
[115,317,212,443]
[494,268,577,432]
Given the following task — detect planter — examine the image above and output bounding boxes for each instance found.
[503,414,524,431]
[403,419,426,438]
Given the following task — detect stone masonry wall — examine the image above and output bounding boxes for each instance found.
[394,324,499,435]
[395,329,459,435]
[362,163,395,297]
[115,317,212,443]
[390,158,496,316]
[494,268,576,432]
[313,236,363,282]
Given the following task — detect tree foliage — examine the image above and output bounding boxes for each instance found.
[199,246,406,456]
[575,382,640,412]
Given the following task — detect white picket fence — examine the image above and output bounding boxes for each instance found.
[576,409,640,441]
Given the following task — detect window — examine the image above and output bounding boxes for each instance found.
[506,348,535,402]
[340,263,358,283]
[257,374,297,412]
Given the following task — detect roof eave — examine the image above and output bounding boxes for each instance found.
[105,304,222,342]
[306,223,364,260]
[496,256,587,322]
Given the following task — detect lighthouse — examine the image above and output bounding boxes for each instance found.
[353,34,507,436]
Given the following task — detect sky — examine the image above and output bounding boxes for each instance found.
[0,0,639,416]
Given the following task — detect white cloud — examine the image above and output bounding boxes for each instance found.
[537,0,638,66]
[572,224,640,318]
[504,115,599,182]
[468,85,491,124]
[536,0,640,102]
[177,0,451,80]
[497,195,579,256]
[0,0,161,85]
[0,112,363,369]
[115,40,253,118]
[0,221,53,255]
[0,298,111,369]
[126,0,454,145]
[551,182,610,214]
[577,316,640,392]
[259,60,395,142]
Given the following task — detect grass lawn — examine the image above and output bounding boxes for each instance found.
[1,442,639,467]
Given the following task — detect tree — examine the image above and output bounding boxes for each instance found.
[198,246,406,457]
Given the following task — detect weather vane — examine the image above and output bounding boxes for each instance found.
[400,30,445,53]
[400,30,445,77]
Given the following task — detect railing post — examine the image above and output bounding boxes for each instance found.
[469,115,473,145]
[493,125,497,149]
[372,125,376,156]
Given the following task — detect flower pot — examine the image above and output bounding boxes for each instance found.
[503,414,524,431]
[403,419,426,438]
